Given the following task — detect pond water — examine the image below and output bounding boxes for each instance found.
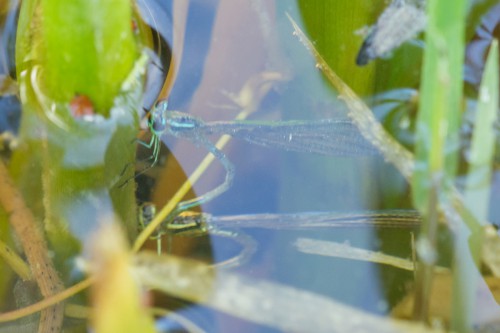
[2,0,500,332]
[142,0,423,330]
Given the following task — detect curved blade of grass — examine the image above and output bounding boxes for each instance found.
[287,13,415,179]
[452,39,499,333]
[286,12,486,233]
[287,12,500,326]
[0,239,31,281]
[294,237,415,271]
[285,13,498,242]
[463,39,498,222]
[0,278,94,323]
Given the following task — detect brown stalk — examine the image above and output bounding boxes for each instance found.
[0,159,64,332]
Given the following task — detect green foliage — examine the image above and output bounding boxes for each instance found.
[412,0,466,213]
[40,0,137,116]
[452,39,499,333]
[298,0,425,96]
[411,0,467,323]
[464,40,499,221]
[297,0,382,97]
[12,0,146,284]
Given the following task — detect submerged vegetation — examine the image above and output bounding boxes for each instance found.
[0,0,500,332]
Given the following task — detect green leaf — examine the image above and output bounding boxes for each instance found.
[297,0,383,97]
[17,0,138,116]
[464,39,498,221]
[412,0,466,212]
[13,0,146,282]
[451,40,499,333]
[42,0,137,115]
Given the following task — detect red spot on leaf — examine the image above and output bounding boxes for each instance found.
[70,95,94,118]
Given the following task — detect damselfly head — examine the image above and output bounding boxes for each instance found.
[138,202,157,230]
[149,100,169,134]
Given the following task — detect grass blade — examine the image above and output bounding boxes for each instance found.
[452,39,499,332]
[411,0,466,322]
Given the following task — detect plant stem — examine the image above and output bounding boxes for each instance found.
[0,158,64,332]
[412,181,439,321]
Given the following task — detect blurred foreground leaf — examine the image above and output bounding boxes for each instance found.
[452,39,499,332]
[463,39,498,220]
[90,222,156,333]
[132,252,441,333]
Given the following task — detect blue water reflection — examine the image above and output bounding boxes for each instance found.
[153,1,393,328]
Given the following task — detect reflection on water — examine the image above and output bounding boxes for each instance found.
[165,0,220,111]
[155,0,406,328]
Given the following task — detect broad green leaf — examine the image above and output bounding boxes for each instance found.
[297,0,381,97]
[17,0,137,116]
[40,0,137,115]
